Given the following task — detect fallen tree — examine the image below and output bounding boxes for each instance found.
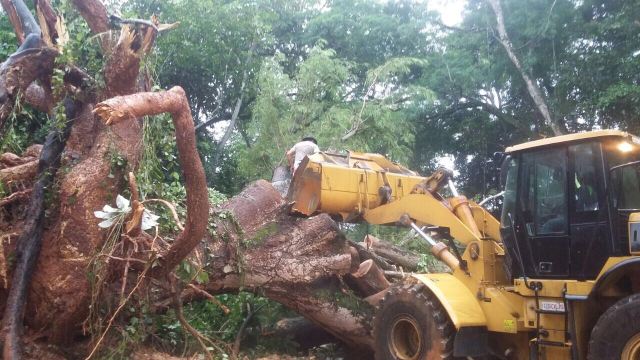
[0,1,423,358]
[91,88,377,351]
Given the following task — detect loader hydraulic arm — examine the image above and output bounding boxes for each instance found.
[287,151,502,271]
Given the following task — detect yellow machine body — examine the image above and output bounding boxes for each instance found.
[288,131,640,359]
[289,151,425,220]
[410,273,487,327]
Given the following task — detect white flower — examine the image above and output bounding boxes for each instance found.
[97,217,117,228]
[141,209,160,230]
[116,194,130,210]
[94,194,158,230]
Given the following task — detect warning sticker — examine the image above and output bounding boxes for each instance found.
[503,319,516,332]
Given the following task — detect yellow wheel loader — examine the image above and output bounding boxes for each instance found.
[288,130,640,359]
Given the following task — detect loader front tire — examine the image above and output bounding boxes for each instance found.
[588,293,640,360]
[373,283,454,360]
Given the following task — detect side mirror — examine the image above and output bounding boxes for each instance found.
[493,151,506,162]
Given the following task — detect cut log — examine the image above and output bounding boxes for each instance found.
[144,180,375,351]
[362,234,421,271]
[349,240,392,270]
[33,82,368,351]
[0,0,381,350]
[349,259,391,297]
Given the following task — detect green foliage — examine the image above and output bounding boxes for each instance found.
[56,0,106,81]
[416,253,449,273]
[0,0,104,155]
[0,15,17,59]
[0,96,48,154]
[414,0,640,195]
[136,114,227,233]
[239,41,430,180]
[154,293,298,356]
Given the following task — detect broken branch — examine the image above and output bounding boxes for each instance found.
[94,87,209,277]
[0,161,37,186]
[0,189,32,208]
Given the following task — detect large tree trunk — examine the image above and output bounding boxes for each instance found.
[0,1,383,358]
[1,98,78,360]
[199,180,373,349]
[0,0,162,352]
[90,85,374,348]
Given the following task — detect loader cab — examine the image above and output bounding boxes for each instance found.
[500,131,640,280]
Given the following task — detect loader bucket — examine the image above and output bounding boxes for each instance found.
[288,152,425,221]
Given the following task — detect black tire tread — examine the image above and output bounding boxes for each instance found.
[373,282,456,360]
[588,293,640,359]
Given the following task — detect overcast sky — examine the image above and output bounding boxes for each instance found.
[428,0,467,26]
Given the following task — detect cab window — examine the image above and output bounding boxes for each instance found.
[611,165,640,210]
[500,156,518,227]
[520,149,568,236]
[572,143,599,212]
[609,144,640,210]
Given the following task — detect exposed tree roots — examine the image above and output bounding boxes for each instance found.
[1,97,78,360]
[94,86,209,277]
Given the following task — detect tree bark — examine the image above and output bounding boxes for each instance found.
[1,97,78,360]
[349,259,391,297]
[34,0,59,47]
[92,86,376,349]
[196,181,373,349]
[94,87,209,277]
[487,0,565,136]
[0,0,25,44]
[144,181,375,351]
[12,1,161,346]
[70,0,109,34]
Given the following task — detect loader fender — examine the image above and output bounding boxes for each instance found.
[411,273,489,357]
[592,257,640,297]
[411,273,487,328]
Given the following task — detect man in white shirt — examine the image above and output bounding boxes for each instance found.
[286,136,320,173]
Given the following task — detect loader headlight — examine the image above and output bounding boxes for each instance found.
[618,142,634,153]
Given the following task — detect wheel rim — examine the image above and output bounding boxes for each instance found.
[622,333,640,360]
[388,314,422,360]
